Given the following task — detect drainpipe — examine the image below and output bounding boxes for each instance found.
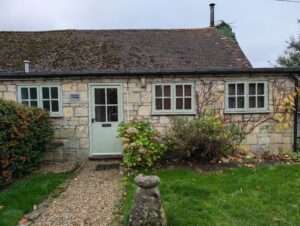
[126,79,130,122]
[292,75,300,152]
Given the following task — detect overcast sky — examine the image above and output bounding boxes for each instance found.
[0,0,299,67]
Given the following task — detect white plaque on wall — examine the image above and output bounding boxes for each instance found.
[69,92,81,102]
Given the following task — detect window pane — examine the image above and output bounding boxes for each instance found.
[31,101,38,107]
[228,97,236,108]
[164,98,171,110]
[156,98,162,110]
[249,83,256,95]
[21,88,29,99]
[176,98,183,109]
[30,88,37,99]
[107,106,118,122]
[51,87,58,99]
[42,87,50,99]
[22,101,29,106]
[95,106,106,122]
[95,89,105,104]
[184,85,192,96]
[184,98,192,109]
[228,84,236,95]
[43,100,50,111]
[257,96,265,108]
[237,97,245,108]
[164,86,171,97]
[155,86,162,97]
[249,97,256,108]
[257,83,264,95]
[107,88,118,104]
[176,85,183,97]
[52,100,59,112]
[237,84,244,95]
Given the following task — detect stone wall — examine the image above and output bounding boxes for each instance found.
[0,75,295,160]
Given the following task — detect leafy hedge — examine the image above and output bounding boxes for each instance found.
[0,99,53,186]
[164,116,243,161]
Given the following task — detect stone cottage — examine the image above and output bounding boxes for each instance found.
[0,10,300,160]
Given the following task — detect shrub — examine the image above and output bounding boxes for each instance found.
[0,99,53,186]
[118,119,166,168]
[164,116,243,161]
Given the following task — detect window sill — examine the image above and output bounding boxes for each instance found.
[50,114,64,118]
[224,110,270,115]
[151,111,196,116]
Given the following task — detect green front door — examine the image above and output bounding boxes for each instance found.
[90,85,123,155]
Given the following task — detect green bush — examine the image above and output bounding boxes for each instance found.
[164,116,243,161]
[118,119,166,168]
[0,99,53,186]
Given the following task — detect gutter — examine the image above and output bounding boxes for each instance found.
[292,75,300,152]
[1,67,300,79]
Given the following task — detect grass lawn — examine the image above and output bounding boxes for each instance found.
[123,164,300,226]
[0,172,70,226]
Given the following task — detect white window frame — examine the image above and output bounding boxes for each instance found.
[17,86,40,108]
[151,83,196,115]
[17,85,63,117]
[224,81,269,113]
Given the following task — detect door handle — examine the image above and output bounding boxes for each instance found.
[92,118,95,123]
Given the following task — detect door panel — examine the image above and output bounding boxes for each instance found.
[90,85,122,155]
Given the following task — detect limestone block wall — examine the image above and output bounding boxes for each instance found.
[0,74,295,160]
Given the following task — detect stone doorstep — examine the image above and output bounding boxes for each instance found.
[89,155,122,160]
[17,163,81,226]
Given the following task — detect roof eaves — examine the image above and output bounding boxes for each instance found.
[0,68,300,79]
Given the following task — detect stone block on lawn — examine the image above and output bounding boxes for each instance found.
[129,174,167,226]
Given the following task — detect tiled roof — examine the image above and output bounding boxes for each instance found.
[0,28,251,73]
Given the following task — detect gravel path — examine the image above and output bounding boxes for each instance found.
[37,161,78,173]
[33,161,121,226]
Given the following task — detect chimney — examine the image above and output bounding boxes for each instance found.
[209,3,215,27]
[23,60,30,73]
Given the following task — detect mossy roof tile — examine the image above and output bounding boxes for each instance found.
[0,28,251,73]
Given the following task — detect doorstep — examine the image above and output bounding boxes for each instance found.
[89,155,122,160]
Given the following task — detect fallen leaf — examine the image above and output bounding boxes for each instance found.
[18,216,28,224]
[236,159,244,164]
[195,166,203,173]
[255,185,261,190]
[245,164,256,168]
[220,157,230,164]
[245,152,255,158]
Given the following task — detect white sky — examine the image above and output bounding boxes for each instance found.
[0,0,299,67]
